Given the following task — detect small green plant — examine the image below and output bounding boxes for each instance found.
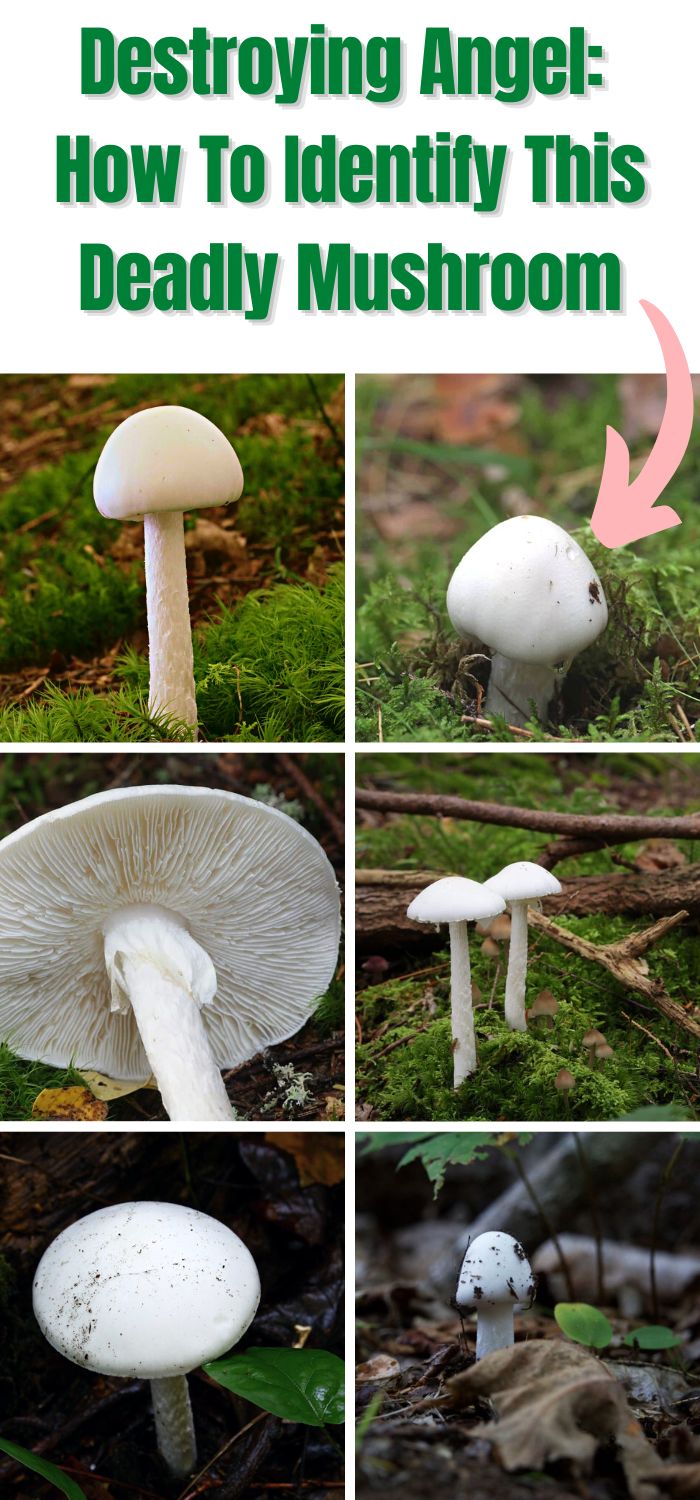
[205,1347,345,1427]
[623,1326,683,1351]
[0,1439,86,1499]
[554,1302,613,1349]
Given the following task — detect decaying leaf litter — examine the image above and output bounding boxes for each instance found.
[0,373,344,742]
[356,1131,700,1500]
[355,752,700,1121]
[0,752,344,1123]
[0,1130,344,1499]
[356,373,700,743]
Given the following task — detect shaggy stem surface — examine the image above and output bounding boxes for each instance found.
[449,920,476,1087]
[144,511,198,733]
[151,1374,197,1477]
[104,905,234,1121]
[504,901,529,1032]
[485,653,558,727]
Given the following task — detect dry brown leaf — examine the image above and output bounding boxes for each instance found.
[184,519,247,560]
[32,1086,108,1121]
[79,1069,157,1101]
[356,1354,401,1382]
[446,1339,665,1500]
[270,1132,345,1187]
[648,1462,700,1497]
[634,840,688,874]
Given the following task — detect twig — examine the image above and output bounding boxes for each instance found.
[528,908,700,1039]
[621,1011,675,1060]
[277,753,345,844]
[176,1412,267,1500]
[355,787,700,845]
[650,1139,686,1320]
[305,374,344,453]
[369,1022,432,1060]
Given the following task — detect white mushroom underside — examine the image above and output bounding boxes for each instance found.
[0,787,340,1079]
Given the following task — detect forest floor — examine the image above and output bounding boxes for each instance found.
[356,1131,700,1500]
[0,1130,345,1500]
[0,752,344,1122]
[0,373,344,742]
[356,373,700,743]
[355,752,700,1122]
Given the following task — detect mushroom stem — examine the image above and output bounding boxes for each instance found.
[144,511,198,735]
[150,1375,197,1477]
[504,902,528,1032]
[103,905,234,1121]
[448,921,477,1086]
[485,653,558,727]
[476,1303,516,1360]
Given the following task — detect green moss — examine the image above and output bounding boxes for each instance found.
[0,1045,88,1120]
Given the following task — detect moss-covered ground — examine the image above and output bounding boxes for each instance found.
[0,373,344,742]
[355,751,700,1121]
[356,373,700,742]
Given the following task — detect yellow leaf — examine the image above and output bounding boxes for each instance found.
[270,1132,345,1187]
[32,1087,108,1121]
[79,1070,157,1100]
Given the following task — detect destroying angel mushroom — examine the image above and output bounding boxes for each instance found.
[94,405,244,734]
[447,515,608,726]
[0,785,340,1121]
[33,1201,260,1478]
[407,877,505,1086]
[456,1231,535,1359]
[484,862,562,1031]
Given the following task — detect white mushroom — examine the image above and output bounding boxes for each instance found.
[447,516,608,726]
[94,406,243,735]
[33,1201,260,1477]
[484,862,562,1031]
[0,785,340,1121]
[456,1231,534,1359]
[407,877,505,1086]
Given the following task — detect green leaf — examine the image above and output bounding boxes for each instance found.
[204,1347,345,1427]
[623,1326,683,1351]
[622,1104,692,1121]
[0,1439,87,1499]
[554,1303,613,1349]
[397,1133,497,1196]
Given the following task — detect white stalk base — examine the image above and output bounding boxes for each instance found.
[485,653,558,728]
[449,921,477,1087]
[104,904,234,1121]
[144,510,198,735]
[151,1375,197,1478]
[504,901,528,1032]
[476,1305,515,1360]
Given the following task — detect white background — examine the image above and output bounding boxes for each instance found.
[1,0,697,373]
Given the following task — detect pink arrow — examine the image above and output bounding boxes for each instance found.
[590,300,694,548]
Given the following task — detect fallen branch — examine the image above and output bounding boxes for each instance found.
[528,908,700,1040]
[355,787,700,845]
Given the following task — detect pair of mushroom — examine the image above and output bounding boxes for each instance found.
[94,405,244,736]
[0,785,340,1121]
[407,861,561,1086]
[33,1200,261,1477]
[447,516,608,727]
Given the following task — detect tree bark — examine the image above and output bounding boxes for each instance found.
[356,865,700,945]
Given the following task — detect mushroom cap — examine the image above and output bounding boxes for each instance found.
[94,406,244,520]
[33,1201,260,1379]
[447,516,608,666]
[456,1231,534,1309]
[484,861,562,904]
[0,785,340,1080]
[407,876,505,925]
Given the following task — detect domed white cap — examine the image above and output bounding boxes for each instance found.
[33,1201,260,1379]
[484,861,562,904]
[94,406,244,520]
[0,785,340,1080]
[407,876,505,925]
[447,516,608,666]
[456,1231,534,1309]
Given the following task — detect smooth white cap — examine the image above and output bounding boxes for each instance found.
[456,1231,534,1309]
[484,861,562,904]
[0,785,340,1081]
[33,1201,260,1379]
[407,876,505,925]
[94,406,244,520]
[447,516,608,666]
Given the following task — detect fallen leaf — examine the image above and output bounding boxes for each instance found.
[269,1132,345,1187]
[649,1462,700,1497]
[32,1087,108,1121]
[446,1339,665,1500]
[80,1070,156,1100]
[356,1354,400,1382]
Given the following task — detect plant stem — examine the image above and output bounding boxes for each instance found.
[502,1145,575,1301]
[650,1137,685,1320]
[573,1134,605,1303]
[151,1375,196,1478]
